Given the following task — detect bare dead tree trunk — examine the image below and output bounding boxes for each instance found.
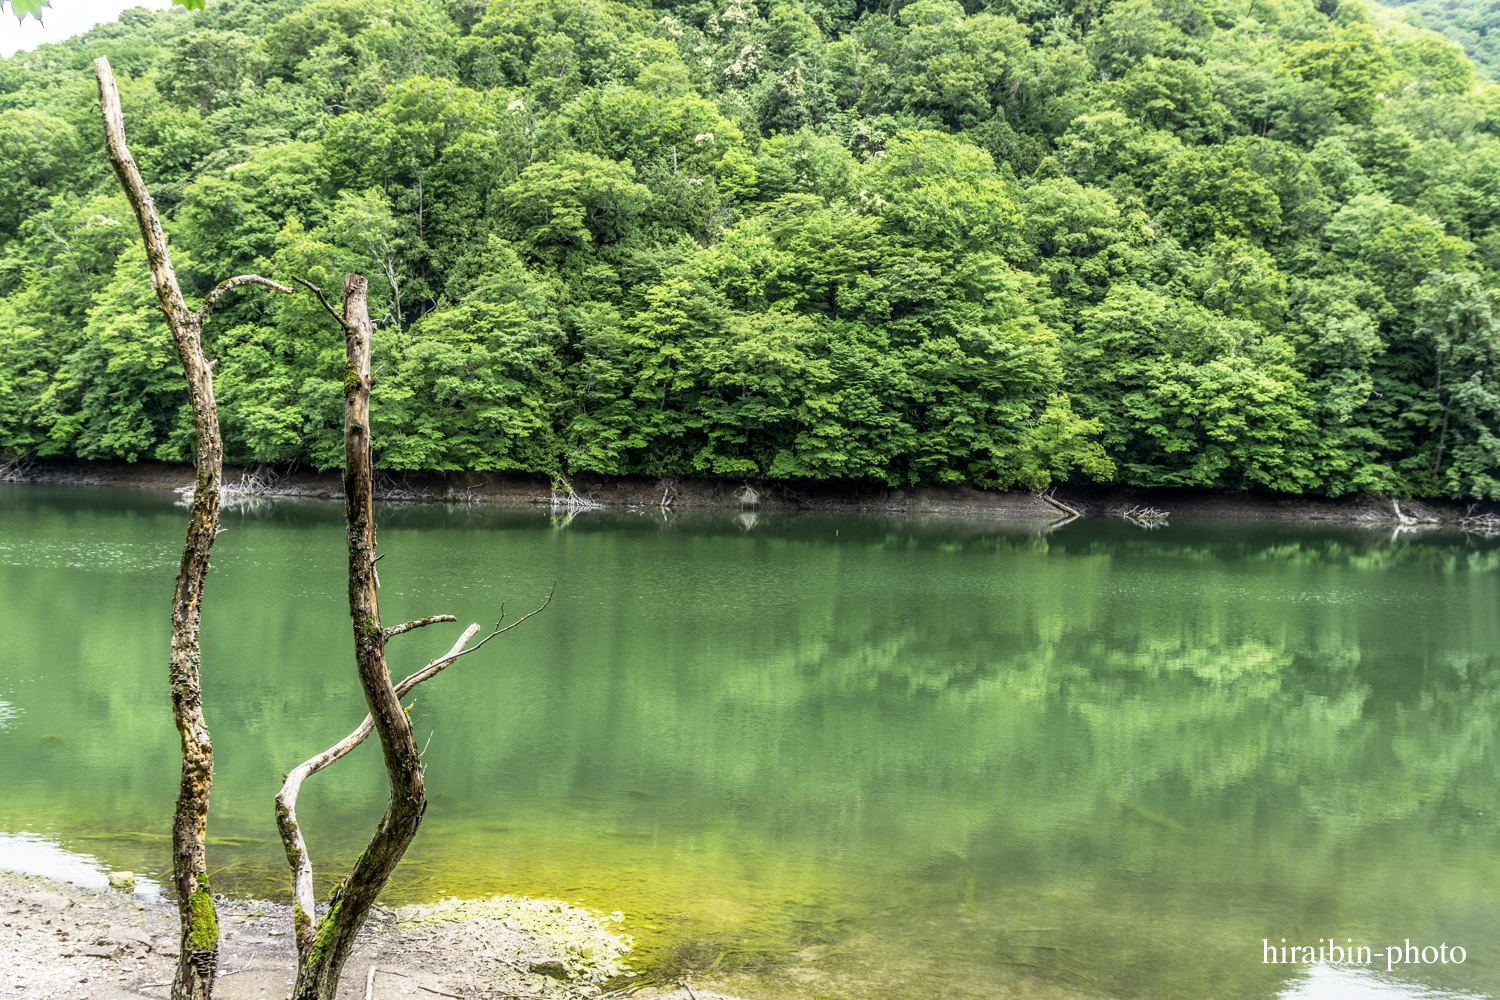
[278,275,550,1000]
[284,274,417,1000]
[93,56,293,1000]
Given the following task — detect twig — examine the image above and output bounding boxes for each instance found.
[678,981,701,1000]
[416,985,463,998]
[366,965,378,1000]
[291,276,351,331]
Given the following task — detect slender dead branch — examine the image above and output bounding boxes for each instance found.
[197,274,294,326]
[275,584,555,947]
[290,276,351,331]
[1033,489,1082,519]
[383,615,458,640]
[94,55,290,1000]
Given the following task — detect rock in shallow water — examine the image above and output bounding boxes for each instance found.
[106,871,136,891]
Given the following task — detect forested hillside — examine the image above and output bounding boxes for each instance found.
[1,0,1498,497]
[1382,0,1500,80]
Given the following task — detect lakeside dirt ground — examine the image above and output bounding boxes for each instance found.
[0,872,744,1000]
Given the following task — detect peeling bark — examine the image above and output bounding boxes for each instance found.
[93,56,292,1000]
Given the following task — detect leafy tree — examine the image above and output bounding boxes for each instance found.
[1283,22,1397,123]
[858,129,1023,256]
[0,110,79,239]
[1065,282,1320,491]
[1054,110,1180,192]
[889,0,1031,128]
[500,152,652,249]
[1108,55,1229,142]
[159,31,263,113]
[174,141,332,288]
[1383,0,1500,81]
[457,0,671,105]
[1152,143,1283,247]
[1411,271,1500,497]
[1019,176,1148,310]
[375,239,568,472]
[1087,0,1199,80]
[261,0,459,110]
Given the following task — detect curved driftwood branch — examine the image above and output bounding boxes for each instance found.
[274,621,478,957]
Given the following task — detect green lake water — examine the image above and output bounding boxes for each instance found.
[1,484,1498,1000]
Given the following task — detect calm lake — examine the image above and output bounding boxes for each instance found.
[1,484,1497,999]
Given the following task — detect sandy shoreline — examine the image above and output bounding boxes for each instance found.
[0,871,748,1000]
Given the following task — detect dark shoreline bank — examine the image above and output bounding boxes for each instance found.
[2,457,1495,524]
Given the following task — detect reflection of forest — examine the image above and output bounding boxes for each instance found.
[477,517,1500,844]
[431,516,1499,997]
[3,495,1499,997]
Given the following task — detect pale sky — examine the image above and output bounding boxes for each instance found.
[1,0,175,58]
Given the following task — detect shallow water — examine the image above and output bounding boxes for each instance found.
[0,484,1497,999]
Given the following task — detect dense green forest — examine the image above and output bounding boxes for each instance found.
[1,0,1498,497]
[1382,0,1500,80]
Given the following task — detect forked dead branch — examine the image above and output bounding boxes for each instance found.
[94,55,294,1000]
[273,599,552,963]
[276,274,550,1000]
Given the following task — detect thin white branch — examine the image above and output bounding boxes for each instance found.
[273,583,553,956]
[383,615,458,640]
